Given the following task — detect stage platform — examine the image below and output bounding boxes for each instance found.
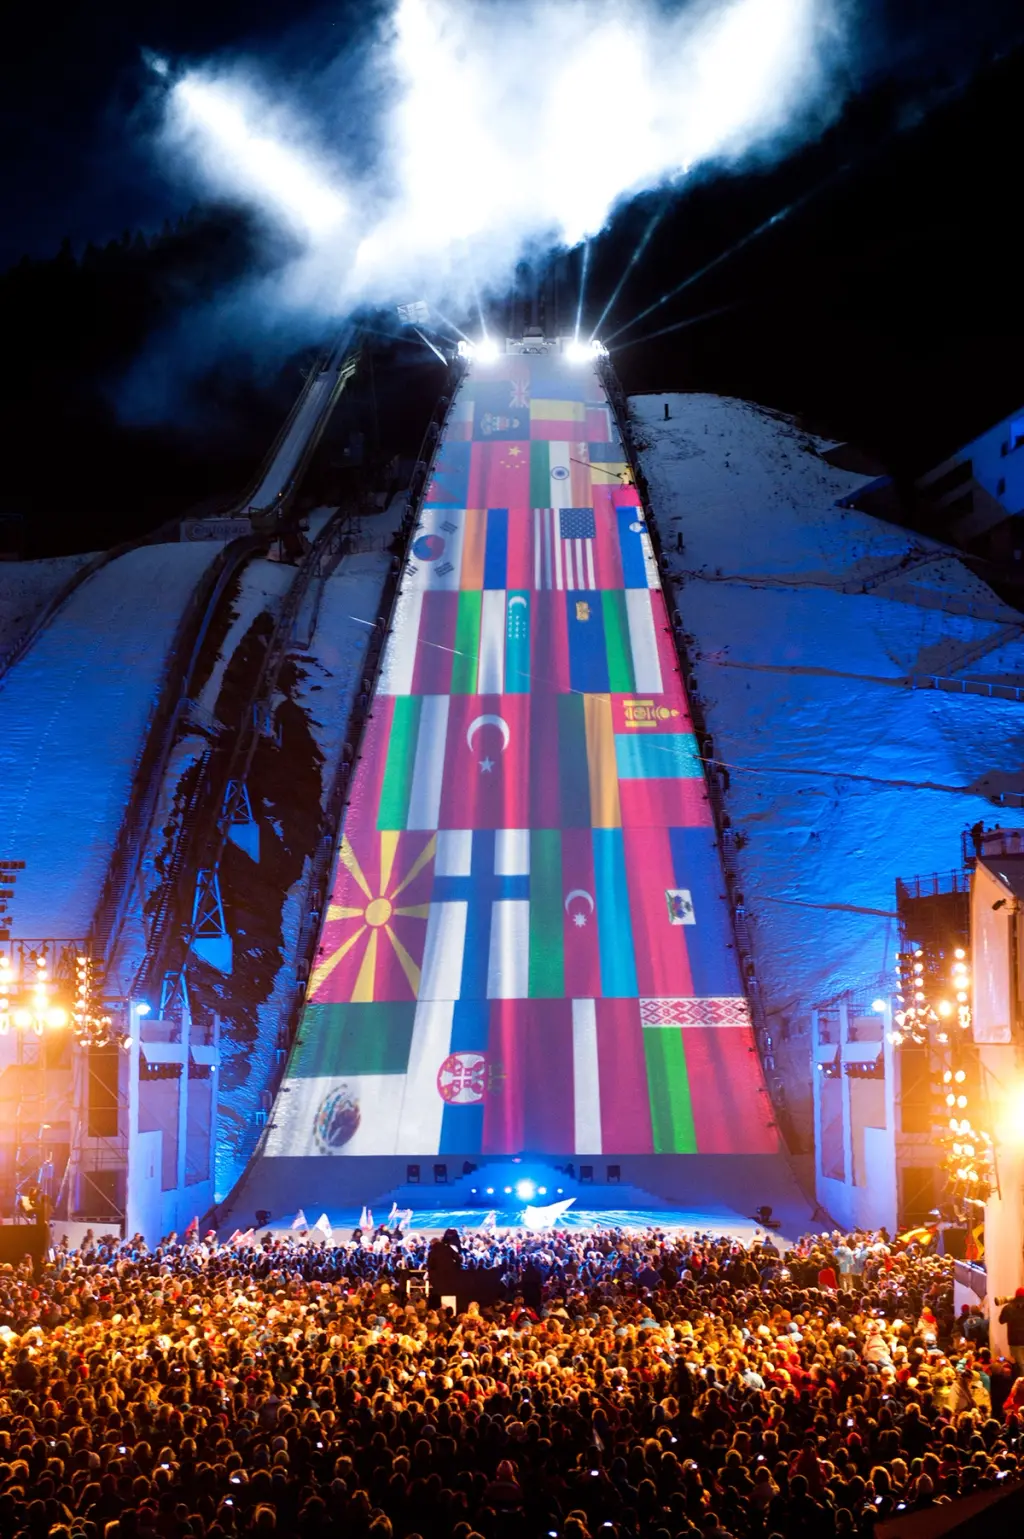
[225,1152,815,1246]
[254,1202,794,1245]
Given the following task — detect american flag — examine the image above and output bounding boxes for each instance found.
[534,506,596,590]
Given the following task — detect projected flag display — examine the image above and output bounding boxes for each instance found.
[268,352,776,1158]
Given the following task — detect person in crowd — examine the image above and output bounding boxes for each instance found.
[0,1222,1017,1539]
[998,1287,1024,1368]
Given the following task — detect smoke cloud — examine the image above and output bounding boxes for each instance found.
[156,0,850,330]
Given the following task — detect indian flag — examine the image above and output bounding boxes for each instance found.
[530,441,590,508]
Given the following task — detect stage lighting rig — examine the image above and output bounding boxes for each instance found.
[0,950,69,1035]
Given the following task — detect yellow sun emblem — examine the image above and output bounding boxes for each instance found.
[308,831,435,1003]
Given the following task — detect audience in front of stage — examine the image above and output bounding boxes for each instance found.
[0,1223,1019,1539]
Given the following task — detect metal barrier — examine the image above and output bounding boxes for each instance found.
[911,673,1024,702]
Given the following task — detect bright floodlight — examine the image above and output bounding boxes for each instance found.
[457,337,501,364]
[565,339,608,364]
[871,998,886,1014]
[134,1001,152,1017]
[46,1008,69,1029]
[997,1083,1024,1149]
[515,1178,536,1201]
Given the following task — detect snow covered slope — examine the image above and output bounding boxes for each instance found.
[0,542,221,937]
[0,553,97,659]
[634,394,1024,1129]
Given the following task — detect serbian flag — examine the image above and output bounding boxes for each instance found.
[185,1215,199,1238]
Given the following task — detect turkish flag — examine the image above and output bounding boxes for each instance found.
[438,695,531,829]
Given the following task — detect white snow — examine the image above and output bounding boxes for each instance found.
[108,557,298,997]
[215,544,395,1198]
[0,542,221,938]
[634,393,1024,1122]
[0,553,98,660]
[198,559,296,712]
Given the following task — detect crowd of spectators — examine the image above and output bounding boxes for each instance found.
[1,1220,1022,1539]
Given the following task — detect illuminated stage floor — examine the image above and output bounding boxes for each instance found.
[256,1203,795,1246]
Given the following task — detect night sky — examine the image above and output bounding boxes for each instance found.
[2,0,1022,556]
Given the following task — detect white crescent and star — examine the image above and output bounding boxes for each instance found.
[508,595,528,610]
[467,714,510,772]
[564,888,595,928]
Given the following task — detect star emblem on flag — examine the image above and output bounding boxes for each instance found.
[309,832,435,1002]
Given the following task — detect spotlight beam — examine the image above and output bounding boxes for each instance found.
[608,300,740,352]
[574,239,591,344]
[432,306,471,342]
[606,162,854,345]
[413,328,448,363]
[590,202,667,341]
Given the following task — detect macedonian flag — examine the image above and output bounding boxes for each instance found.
[309,831,435,1004]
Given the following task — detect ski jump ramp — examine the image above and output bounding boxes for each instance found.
[238,342,795,1221]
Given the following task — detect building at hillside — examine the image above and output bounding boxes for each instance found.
[916,407,1024,568]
